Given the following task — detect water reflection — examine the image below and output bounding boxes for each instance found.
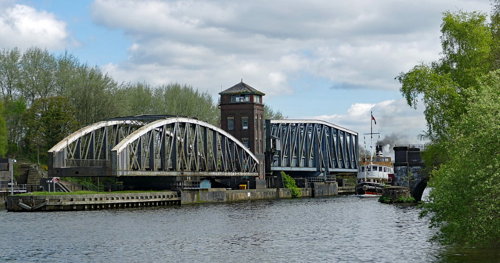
[436,247,500,263]
[0,196,494,262]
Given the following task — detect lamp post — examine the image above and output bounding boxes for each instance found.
[10,159,16,195]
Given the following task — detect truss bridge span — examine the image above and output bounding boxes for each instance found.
[266,119,358,176]
[49,116,259,178]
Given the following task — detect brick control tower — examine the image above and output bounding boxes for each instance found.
[219,81,266,187]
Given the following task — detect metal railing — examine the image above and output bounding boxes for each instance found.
[0,183,28,193]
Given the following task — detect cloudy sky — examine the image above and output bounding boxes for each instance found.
[0,0,492,147]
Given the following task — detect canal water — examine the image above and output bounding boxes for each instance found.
[0,196,496,262]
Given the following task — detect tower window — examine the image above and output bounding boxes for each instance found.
[227,117,234,130]
[254,95,261,103]
[231,95,250,103]
[242,117,249,130]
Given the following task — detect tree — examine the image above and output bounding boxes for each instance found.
[114,83,156,116]
[0,102,7,157]
[4,98,26,155]
[264,104,284,120]
[397,11,493,142]
[398,8,499,247]
[19,48,58,105]
[152,83,219,125]
[114,83,220,125]
[491,0,500,69]
[24,96,77,163]
[425,70,500,247]
[63,65,119,126]
[0,48,21,100]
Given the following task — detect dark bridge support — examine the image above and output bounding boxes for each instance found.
[393,146,428,201]
[411,178,428,201]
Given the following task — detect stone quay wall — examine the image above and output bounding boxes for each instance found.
[180,182,335,205]
[6,191,180,212]
[5,182,338,211]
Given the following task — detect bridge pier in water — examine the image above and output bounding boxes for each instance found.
[393,146,428,201]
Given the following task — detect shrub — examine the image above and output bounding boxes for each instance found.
[281,171,301,198]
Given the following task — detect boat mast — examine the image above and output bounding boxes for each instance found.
[366,111,374,182]
[362,111,379,182]
[370,110,373,164]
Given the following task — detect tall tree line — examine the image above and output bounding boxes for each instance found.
[0,47,283,163]
[397,3,499,247]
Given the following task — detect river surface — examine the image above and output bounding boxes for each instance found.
[0,196,497,262]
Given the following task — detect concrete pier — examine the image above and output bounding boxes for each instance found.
[5,191,180,212]
[181,182,336,205]
[5,182,338,211]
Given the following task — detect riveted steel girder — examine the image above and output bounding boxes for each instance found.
[268,119,358,173]
[49,117,259,178]
[111,118,259,176]
[49,120,145,170]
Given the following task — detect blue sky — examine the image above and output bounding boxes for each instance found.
[1,0,492,148]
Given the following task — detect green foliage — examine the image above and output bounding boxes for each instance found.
[424,70,500,247]
[399,7,499,247]
[439,11,493,87]
[115,83,156,116]
[0,102,7,157]
[397,11,493,142]
[19,48,58,103]
[63,65,119,126]
[115,83,219,125]
[264,104,284,120]
[396,196,415,203]
[281,171,301,198]
[0,47,234,161]
[379,195,415,204]
[65,177,99,191]
[24,96,77,163]
[397,65,461,141]
[0,48,21,100]
[3,98,26,155]
[378,195,391,203]
[492,0,500,69]
[153,83,219,125]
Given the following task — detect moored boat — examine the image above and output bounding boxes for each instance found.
[355,112,394,196]
[356,146,394,196]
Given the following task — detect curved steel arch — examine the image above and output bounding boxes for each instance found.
[268,119,358,174]
[111,117,259,176]
[49,120,145,170]
[49,120,143,153]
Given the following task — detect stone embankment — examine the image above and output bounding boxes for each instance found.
[379,186,416,204]
[5,182,338,211]
[6,191,180,212]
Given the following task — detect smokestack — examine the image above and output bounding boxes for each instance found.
[376,145,383,157]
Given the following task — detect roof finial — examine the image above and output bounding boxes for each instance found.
[241,78,243,83]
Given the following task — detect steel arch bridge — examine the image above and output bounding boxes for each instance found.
[266,119,358,174]
[49,116,259,178]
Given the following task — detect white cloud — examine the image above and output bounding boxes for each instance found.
[91,0,490,96]
[0,4,68,50]
[313,99,427,143]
